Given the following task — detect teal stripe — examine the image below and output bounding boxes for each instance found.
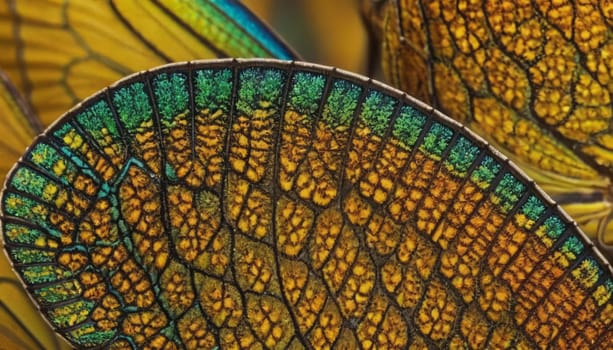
[207,0,296,59]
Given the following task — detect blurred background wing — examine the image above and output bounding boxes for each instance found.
[0,0,298,127]
[361,0,613,256]
[244,0,369,73]
[0,69,41,184]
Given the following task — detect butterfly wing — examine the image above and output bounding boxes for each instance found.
[0,0,298,127]
[361,0,613,251]
[1,59,611,349]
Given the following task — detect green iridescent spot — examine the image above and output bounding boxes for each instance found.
[27,143,63,172]
[3,223,52,246]
[33,280,82,304]
[19,265,72,285]
[194,68,232,111]
[288,71,326,115]
[3,194,56,235]
[493,173,526,213]
[322,79,362,128]
[67,326,115,348]
[446,136,479,175]
[153,73,189,121]
[236,68,284,114]
[471,156,501,189]
[392,105,426,149]
[113,82,153,130]
[75,99,121,142]
[52,123,72,141]
[47,300,95,328]
[540,215,567,241]
[10,167,52,200]
[8,247,54,264]
[34,138,94,180]
[521,195,546,222]
[560,235,584,260]
[420,122,453,158]
[360,90,397,136]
